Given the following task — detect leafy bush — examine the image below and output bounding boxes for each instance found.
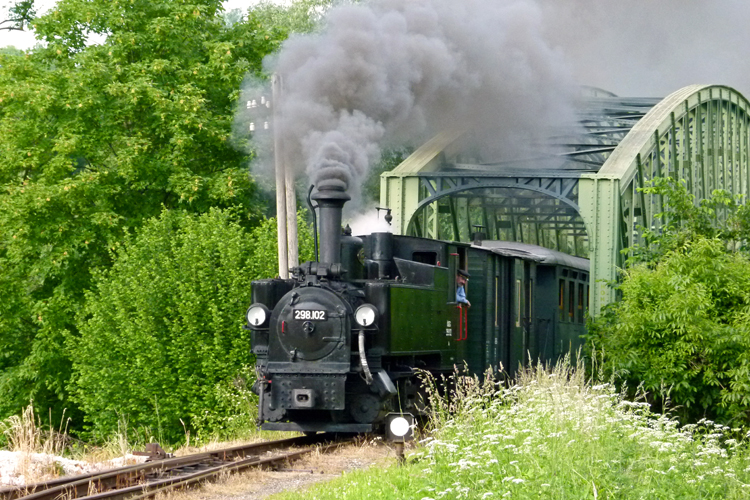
[588,178,750,425]
[70,209,257,443]
[246,210,317,279]
[69,207,316,443]
[589,237,750,424]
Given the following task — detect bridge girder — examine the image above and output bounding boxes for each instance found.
[380,85,750,314]
[581,85,750,313]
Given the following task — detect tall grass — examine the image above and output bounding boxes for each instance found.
[0,403,70,456]
[272,358,750,499]
[0,403,71,483]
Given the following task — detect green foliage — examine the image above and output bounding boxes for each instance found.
[0,1,36,32]
[589,178,750,425]
[69,208,316,443]
[0,46,23,55]
[247,210,317,279]
[71,209,251,442]
[627,177,750,266]
[276,361,750,500]
[248,0,333,36]
[589,238,750,424]
[0,0,289,424]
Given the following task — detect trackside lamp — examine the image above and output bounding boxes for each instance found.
[386,412,415,464]
[385,412,415,442]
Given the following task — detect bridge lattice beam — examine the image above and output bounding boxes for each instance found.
[380,85,750,315]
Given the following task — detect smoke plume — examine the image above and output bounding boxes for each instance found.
[240,0,750,207]
[242,0,578,207]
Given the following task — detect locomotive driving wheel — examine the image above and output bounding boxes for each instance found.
[349,393,382,424]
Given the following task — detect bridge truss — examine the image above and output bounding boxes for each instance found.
[380,85,750,313]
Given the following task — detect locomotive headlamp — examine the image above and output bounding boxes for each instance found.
[354,304,379,328]
[246,304,270,328]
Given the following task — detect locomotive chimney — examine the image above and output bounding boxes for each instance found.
[311,185,350,265]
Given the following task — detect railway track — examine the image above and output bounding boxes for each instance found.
[0,434,350,500]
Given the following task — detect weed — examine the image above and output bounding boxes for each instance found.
[272,357,750,499]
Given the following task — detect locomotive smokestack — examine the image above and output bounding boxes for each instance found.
[311,185,350,265]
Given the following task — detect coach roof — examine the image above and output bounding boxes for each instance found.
[473,240,590,271]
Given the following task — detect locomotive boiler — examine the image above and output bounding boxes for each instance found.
[245,184,589,433]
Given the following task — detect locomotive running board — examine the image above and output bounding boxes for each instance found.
[262,422,374,433]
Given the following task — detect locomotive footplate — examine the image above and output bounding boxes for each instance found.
[271,374,346,410]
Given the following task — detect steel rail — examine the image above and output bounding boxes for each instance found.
[128,441,344,500]
[1,434,344,500]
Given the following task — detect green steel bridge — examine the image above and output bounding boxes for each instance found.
[380,85,750,314]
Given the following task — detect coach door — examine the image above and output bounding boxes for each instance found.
[464,248,488,373]
[508,258,536,372]
[487,254,504,370]
[508,259,524,372]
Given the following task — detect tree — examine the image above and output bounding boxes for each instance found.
[0,0,289,423]
[0,1,35,32]
[248,0,333,35]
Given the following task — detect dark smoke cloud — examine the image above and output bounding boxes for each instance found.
[241,0,578,206]
[239,0,750,206]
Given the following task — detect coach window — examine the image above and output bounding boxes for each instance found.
[568,281,575,320]
[494,276,499,328]
[516,279,521,327]
[558,279,565,322]
[577,283,584,323]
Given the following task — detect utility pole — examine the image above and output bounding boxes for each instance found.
[271,74,290,278]
[285,147,299,269]
[248,74,299,278]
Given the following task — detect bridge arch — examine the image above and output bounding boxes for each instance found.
[406,180,586,256]
[381,85,750,314]
[580,84,750,312]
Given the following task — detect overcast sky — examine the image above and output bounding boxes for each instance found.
[0,0,280,50]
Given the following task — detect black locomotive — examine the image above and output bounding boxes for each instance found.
[245,185,589,433]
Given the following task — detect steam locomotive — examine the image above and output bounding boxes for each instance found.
[245,185,589,433]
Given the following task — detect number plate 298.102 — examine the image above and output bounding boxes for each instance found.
[293,309,326,321]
